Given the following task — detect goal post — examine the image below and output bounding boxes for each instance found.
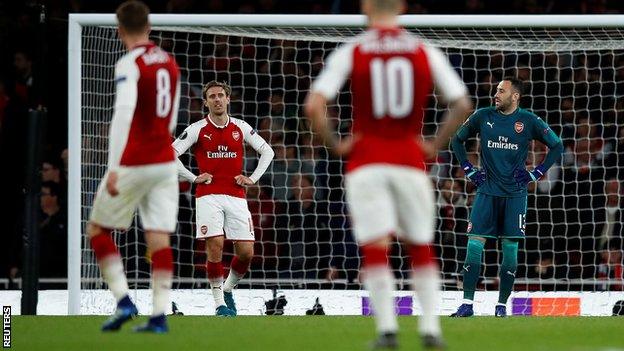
[68,14,624,315]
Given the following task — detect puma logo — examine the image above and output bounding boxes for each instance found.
[486,122,494,128]
[506,271,516,277]
[204,134,212,140]
[462,265,470,272]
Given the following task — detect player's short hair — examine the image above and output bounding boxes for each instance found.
[116,0,150,34]
[366,0,404,13]
[503,77,524,97]
[202,81,232,99]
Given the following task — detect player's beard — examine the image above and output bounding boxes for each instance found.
[495,96,512,113]
[211,106,227,118]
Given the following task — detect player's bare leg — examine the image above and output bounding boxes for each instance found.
[205,236,235,316]
[410,244,445,350]
[134,231,173,333]
[88,223,136,331]
[223,241,253,315]
[361,236,398,350]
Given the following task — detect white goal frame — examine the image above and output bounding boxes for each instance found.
[68,13,624,315]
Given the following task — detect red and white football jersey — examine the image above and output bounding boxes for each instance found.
[173,116,272,199]
[311,27,467,172]
[108,42,181,169]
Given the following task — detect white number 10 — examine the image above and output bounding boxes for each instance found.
[156,68,171,118]
[370,57,414,119]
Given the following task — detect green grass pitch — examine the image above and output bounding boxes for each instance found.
[12,315,624,351]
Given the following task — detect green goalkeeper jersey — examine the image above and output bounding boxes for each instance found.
[451,106,563,198]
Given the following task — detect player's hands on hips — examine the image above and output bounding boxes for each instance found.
[461,161,486,187]
[194,173,213,184]
[106,171,119,197]
[513,164,545,186]
[235,175,254,186]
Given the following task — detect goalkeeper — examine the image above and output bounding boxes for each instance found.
[450,77,563,317]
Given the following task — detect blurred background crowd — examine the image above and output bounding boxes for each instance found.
[1,0,623,292]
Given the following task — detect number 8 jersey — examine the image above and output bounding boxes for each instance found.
[109,42,181,170]
[311,27,467,172]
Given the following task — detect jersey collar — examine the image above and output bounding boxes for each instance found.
[371,25,404,35]
[207,114,230,129]
[496,107,519,116]
[130,40,155,50]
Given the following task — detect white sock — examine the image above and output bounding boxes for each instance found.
[100,255,129,302]
[210,278,225,307]
[152,271,172,316]
[223,270,242,293]
[463,298,474,305]
[413,265,442,337]
[364,265,398,334]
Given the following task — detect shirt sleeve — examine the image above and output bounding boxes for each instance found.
[450,110,481,165]
[108,56,139,170]
[310,42,355,101]
[172,123,200,182]
[531,114,563,171]
[240,121,274,183]
[172,123,199,156]
[423,45,469,104]
[531,114,561,149]
[176,158,196,183]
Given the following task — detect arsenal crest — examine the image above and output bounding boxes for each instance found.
[514,121,524,133]
[232,130,241,141]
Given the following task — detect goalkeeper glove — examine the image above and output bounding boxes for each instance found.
[513,164,545,186]
[461,161,486,187]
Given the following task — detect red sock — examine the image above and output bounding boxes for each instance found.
[206,261,223,281]
[90,229,128,301]
[152,247,174,273]
[230,256,250,276]
[151,247,173,316]
[360,244,397,333]
[90,230,118,261]
[410,244,435,268]
[361,244,389,268]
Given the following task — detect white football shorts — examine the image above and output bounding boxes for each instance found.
[195,194,254,241]
[345,164,435,245]
[90,162,179,232]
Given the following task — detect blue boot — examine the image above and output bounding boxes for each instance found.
[216,305,235,317]
[224,291,237,316]
[102,295,138,331]
[495,305,507,317]
[133,314,168,333]
[450,303,474,317]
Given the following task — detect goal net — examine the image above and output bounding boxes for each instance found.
[71,15,624,315]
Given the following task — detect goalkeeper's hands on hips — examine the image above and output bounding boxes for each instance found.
[461,161,486,187]
[513,164,545,186]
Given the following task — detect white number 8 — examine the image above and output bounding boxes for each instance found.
[156,68,171,118]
